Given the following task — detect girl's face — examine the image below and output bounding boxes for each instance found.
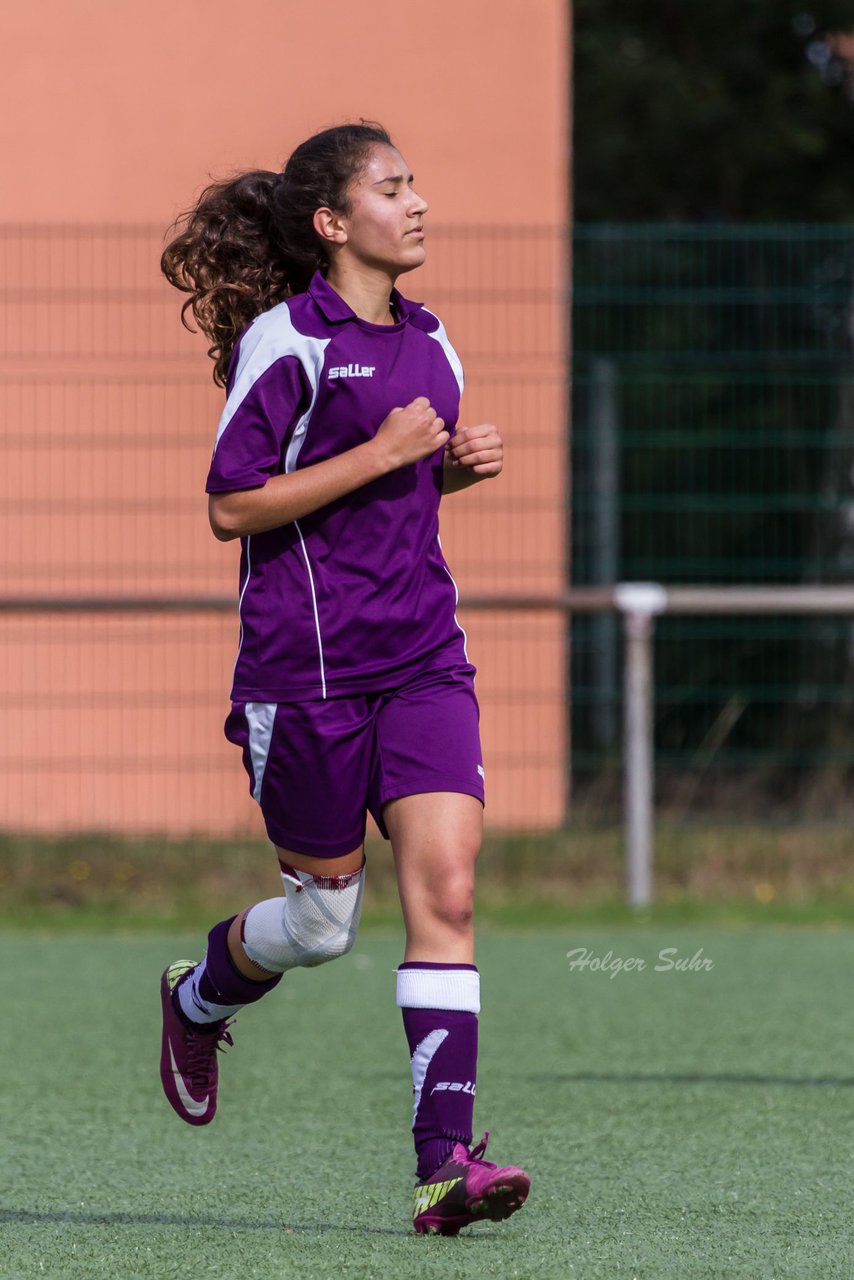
[331,144,429,276]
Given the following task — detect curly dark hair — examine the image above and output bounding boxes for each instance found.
[161,122,393,386]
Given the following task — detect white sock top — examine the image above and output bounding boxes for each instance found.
[395,966,481,1014]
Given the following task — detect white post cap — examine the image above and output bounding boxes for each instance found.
[615,582,668,616]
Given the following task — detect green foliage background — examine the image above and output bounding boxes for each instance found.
[574,1,854,221]
[571,6,854,802]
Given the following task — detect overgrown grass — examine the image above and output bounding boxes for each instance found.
[3,822,854,931]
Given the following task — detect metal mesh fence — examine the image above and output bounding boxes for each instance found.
[10,222,853,835]
[0,224,568,838]
[571,224,854,812]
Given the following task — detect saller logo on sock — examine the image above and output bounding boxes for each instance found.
[430,1080,476,1096]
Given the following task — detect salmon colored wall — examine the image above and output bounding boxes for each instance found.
[0,0,570,839]
[1,0,566,226]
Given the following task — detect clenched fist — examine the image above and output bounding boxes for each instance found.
[373,397,450,470]
[445,424,504,478]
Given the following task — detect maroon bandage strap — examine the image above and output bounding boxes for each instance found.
[278,858,365,893]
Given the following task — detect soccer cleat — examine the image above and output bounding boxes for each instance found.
[412,1131,531,1235]
[159,959,234,1127]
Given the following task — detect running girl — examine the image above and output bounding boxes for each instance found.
[158,121,530,1236]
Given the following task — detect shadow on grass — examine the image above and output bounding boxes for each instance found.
[0,1207,417,1238]
[0,1207,500,1242]
[371,1066,854,1087]
[515,1070,854,1087]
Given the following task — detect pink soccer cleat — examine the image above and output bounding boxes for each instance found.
[159,960,233,1126]
[412,1132,531,1235]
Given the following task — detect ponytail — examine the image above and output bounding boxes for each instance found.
[161,122,393,386]
[161,169,289,387]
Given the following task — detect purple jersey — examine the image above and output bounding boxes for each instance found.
[207,271,470,701]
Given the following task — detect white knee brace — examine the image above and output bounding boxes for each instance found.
[242,861,365,974]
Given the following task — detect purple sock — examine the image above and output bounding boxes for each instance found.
[177,916,282,1025]
[397,962,480,1179]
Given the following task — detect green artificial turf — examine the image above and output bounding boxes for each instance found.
[2,928,854,1278]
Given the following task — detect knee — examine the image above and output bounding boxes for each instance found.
[285,861,365,966]
[421,866,476,935]
[292,911,358,967]
[243,862,365,972]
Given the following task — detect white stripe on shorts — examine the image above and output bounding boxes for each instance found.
[245,702,277,802]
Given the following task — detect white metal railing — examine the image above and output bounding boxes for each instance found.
[6,585,854,905]
[466,583,854,907]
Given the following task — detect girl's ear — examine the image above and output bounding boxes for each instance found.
[313,207,348,246]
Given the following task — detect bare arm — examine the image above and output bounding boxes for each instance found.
[442,423,504,495]
[209,397,449,540]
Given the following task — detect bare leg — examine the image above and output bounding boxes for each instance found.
[383,791,482,962]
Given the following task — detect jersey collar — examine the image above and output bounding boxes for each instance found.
[308,270,423,327]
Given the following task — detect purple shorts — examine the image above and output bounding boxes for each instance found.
[224,661,484,858]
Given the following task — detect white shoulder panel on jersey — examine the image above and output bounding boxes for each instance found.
[213,302,330,452]
[421,308,464,396]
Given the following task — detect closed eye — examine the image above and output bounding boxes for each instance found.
[376,174,415,197]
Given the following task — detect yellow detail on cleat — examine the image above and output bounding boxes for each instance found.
[166,960,197,992]
[413,1176,463,1218]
